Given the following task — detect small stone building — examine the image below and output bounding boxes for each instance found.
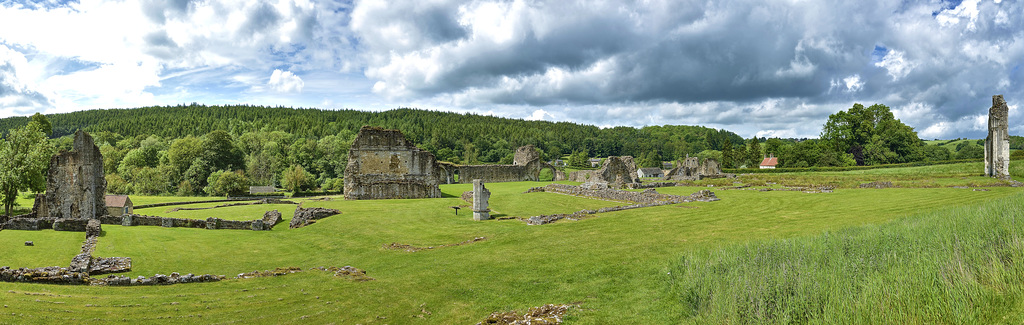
[759,155,778,169]
[105,195,133,216]
[249,186,276,194]
[637,167,664,178]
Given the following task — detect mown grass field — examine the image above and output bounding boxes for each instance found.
[1,162,1022,324]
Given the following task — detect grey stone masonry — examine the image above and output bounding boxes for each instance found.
[472,179,491,221]
[37,130,106,219]
[986,95,1011,179]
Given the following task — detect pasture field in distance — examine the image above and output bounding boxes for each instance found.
[1,161,1022,324]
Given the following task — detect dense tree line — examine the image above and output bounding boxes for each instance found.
[0,105,744,196]
[1,103,983,200]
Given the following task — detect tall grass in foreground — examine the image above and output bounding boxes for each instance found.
[670,193,1024,324]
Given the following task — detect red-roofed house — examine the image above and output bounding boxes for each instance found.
[759,155,778,169]
[105,195,133,216]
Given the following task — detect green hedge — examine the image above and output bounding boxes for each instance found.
[723,158,984,174]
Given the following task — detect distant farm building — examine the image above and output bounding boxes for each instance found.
[759,155,778,169]
[662,162,674,170]
[105,195,133,216]
[589,158,602,168]
[637,167,664,178]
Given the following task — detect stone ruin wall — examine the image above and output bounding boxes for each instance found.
[665,158,723,181]
[344,126,445,200]
[36,130,106,219]
[566,156,640,188]
[986,95,1011,179]
[457,145,560,184]
[459,163,538,183]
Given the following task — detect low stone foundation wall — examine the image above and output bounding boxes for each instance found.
[54,218,90,232]
[3,218,56,231]
[522,184,719,225]
[0,266,89,285]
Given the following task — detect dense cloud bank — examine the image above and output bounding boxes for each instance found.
[0,0,1021,138]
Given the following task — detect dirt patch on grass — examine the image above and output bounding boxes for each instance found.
[383,237,487,252]
[477,303,579,324]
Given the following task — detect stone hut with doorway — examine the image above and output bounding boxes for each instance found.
[104,195,133,216]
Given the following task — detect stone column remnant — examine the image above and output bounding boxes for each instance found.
[985,95,1011,179]
[472,179,491,221]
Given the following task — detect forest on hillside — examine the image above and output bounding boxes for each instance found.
[1,104,1018,198]
[0,105,741,196]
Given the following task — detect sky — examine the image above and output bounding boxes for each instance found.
[0,0,1021,139]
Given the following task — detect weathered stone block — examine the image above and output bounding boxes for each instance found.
[472,179,491,221]
[251,219,267,231]
[262,210,282,227]
[206,217,220,230]
[290,207,341,228]
[86,219,101,237]
[161,218,174,227]
[121,214,135,226]
[54,218,89,232]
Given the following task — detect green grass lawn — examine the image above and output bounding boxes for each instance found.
[925,139,981,153]
[1,163,1023,324]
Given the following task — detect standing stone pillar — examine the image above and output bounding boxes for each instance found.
[472,179,490,221]
[985,95,1011,179]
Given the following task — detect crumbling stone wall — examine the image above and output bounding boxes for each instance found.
[457,145,560,183]
[986,95,1011,179]
[344,126,446,200]
[3,218,56,230]
[54,218,90,232]
[566,156,639,188]
[513,144,541,165]
[665,158,723,181]
[37,130,106,219]
[459,163,538,183]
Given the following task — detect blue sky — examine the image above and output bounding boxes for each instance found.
[0,0,1021,139]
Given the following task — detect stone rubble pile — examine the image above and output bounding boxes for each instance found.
[477,303,577,325]
[290,207,341,228]
[383,237,487,252]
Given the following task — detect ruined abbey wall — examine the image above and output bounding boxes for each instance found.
[456,145,559,184]
[344,126,445,200]
[37,130,106,219]
[986,95,1011,179]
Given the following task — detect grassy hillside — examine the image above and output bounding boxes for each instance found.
[1,162,1022,323]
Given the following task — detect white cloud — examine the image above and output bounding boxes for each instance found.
[0,44,53,117]
[267,69,304,93]
[874,50,916,81]
[525,109,554,121]
[843,75,864,92]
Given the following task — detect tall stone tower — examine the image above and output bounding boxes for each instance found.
[985,95,1011,179]
[37,130,106,219]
